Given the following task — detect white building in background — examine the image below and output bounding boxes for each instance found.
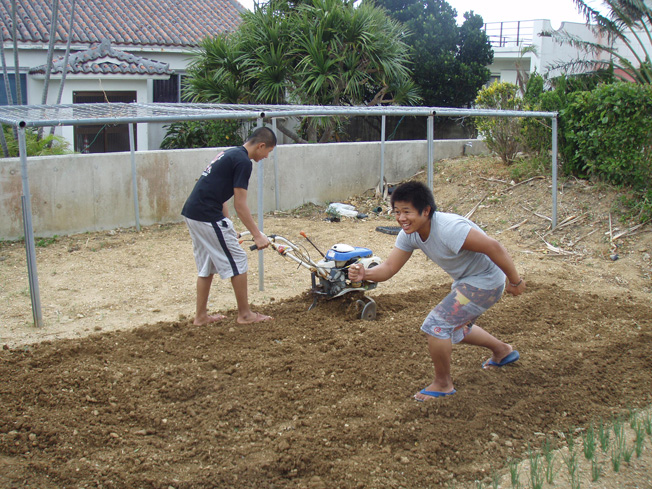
[485,19,651,84]
[0,0,245,152]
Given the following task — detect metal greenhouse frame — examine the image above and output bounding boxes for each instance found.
[0,102,558,327]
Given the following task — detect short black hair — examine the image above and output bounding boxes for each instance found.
[390,181,437,218]
[246,126,277,147]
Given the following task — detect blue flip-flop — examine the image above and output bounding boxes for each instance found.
[482,350,520,369]
[414,388,456,402]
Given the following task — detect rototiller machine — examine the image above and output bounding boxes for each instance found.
[244,232,382,320]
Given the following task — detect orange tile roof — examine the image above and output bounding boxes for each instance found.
[0,0,245,48]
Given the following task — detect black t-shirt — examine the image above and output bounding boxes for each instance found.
[181,146,252,222]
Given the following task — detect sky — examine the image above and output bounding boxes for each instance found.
[446,0,605,28]
[237,0,608,30]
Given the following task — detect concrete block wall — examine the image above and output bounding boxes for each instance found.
[0,139,487,239]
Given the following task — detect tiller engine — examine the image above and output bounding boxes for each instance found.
[251,233,382,320]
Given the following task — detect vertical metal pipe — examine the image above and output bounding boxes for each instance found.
[380,115,386,196]
[18,126,43,327]
[129,123,140,231]
[272,118,279,210]
[257,117,265,291]
[551,116,558,229]
[517,21,521,46]
[427,115,434,191]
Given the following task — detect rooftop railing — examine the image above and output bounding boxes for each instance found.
[484,20,535,48]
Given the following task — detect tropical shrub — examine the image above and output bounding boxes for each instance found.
[2,125,71,157]
[561,82,652,189]
[160,120,243,149]
[475,82,523,164]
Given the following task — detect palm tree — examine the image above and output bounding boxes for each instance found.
[547,0,652,83]
[184,0,420,142]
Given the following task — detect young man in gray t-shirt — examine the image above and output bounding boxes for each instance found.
[348,181,525,401]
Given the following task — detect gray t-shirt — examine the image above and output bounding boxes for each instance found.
[395,212,506,289]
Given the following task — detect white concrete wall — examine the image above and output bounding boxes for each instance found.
[0,139,488,239]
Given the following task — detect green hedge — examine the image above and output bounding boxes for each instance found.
[561,82,652,190]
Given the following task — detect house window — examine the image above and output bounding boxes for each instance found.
[73,91,136,153]
[486,75,501,87]
[0,74,28,105]
[153,74,191,103]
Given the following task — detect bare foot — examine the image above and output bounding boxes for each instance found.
[237,312,273,325]
[193,313,226,326]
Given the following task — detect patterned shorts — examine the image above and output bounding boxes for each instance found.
[421,282,505,343]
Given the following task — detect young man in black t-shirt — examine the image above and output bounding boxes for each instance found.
[182,127,276,325]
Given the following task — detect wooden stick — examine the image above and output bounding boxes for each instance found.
[502,176,546,192]
[569,229,597,247]
[613,221,648,241]
[502,219,528,233]
[465,193,488,219]
[479,177,508,184]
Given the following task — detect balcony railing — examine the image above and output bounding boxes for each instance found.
[484,21,535,48]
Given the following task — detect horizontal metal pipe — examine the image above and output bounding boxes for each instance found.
[0,102,557,128]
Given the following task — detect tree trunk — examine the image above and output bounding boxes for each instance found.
[272,119,308,144]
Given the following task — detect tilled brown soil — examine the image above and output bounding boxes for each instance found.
[2,156,652,488]
[1,282,651,488]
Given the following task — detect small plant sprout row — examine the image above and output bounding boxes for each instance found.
[542,437,557,484]
[508,458,521,489]
[610,418,626,472]
[628,406,638,429]
[562,449,580,489]
[598,419,611,453]
[591,457,601,482]
[582,423,596,460]
[490,470,500,489]
[527,444,544,489]
[635,420,646,458]
[566,427,576,454]
[643,411,652,436]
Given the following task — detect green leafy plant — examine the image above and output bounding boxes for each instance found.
[475,82,523,164]
[2,125,71,157]
[35,236,58,248]
[591,457,601,482]
[611,418,626,471]
[582,424,596,460]
[598,419,611,453]
[542,437,558,484]
[562,450,580,489]
[643,411,652,435]
[566,428,576,454]
[184,0,420,143]
[527,444,544,489]
[635,420,646,457]
[561,82,652,190]
[508,458,521,489]
[160,120,243,150]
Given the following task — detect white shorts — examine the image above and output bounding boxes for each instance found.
[184,217,248,279]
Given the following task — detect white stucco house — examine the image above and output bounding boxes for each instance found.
[484,19,652,85]
[0,0,245,152]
